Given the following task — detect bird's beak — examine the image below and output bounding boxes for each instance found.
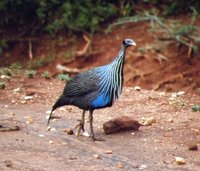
[131,41,136,46]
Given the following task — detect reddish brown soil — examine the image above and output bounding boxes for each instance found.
[0,75,200,170]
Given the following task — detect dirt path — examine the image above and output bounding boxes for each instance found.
[0,77,200,171]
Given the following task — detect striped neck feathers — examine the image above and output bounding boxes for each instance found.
[96,45,127,103]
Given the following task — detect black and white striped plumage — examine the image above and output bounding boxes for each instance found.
[47,39,136,140]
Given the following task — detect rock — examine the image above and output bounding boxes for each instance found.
[13,87,21,93]
[176,91,185,96]
[105,150,113,154]
[39,134,44,137]
[103,116,140,134]
[117,162,125,169]
[188,142,198,151]
[24,96,33,100]
[4,160,13,167]
[134,86,141,91]
[49,140,54,144]
[174,156,186,165]
[94,154,100,159]
[63,128,74,135]
[1,75,10,79]
[139,116,156,126]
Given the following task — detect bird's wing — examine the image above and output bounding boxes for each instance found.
[63,69,100,97]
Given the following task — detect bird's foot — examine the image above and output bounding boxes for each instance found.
[91,136,105,142]
[74,120,85,137]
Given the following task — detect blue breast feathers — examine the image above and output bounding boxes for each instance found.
[91,93,110,108]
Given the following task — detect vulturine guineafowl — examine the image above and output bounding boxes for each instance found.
[47,39,136,140]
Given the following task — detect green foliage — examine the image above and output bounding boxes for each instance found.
[57,74,70,81]
[41,71,50,79]
[139,0,200,15]
[27,55,54,69]
[110,10,200,54]
[43,1,117,34]
[0,67,12,76]
[10,63,22,74]
[25,70,37,78]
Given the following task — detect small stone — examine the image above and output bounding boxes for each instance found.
[140,116,156,126]
[63,128,74,135]
[117,162,125,169]
[159,92,166,96]
[49,140,54,144]
[4,160,13,167]
[50,127,56,131]
[134,86,141,91]
[94,154,100,159]
[13,87,21,92]
[25,116,33,124]
[21,100,27,104]
[1,75,10,79]
[191,128,199,134]
[176,91,185,96]
[174,156,186,165]
[24,96,33,100]
[105,150,112,154]
[138,164,147,169]
[39,134,44,137]
[11,99,16,104]
[188,142,198,151]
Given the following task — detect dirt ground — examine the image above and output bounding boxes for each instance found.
[0,75,200,171]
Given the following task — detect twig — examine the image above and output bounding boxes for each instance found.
[56,64,82,74]
[76,34,91,57]
[28,40,33,60]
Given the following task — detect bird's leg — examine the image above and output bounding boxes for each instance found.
[89,110,95,141]
[75,110,85,136]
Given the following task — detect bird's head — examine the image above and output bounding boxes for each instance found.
[122,39,136,47]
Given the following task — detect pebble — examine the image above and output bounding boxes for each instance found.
[191,128,199,135]
[49,140,54,144]
[39,134,45,138]
[4,160,13,167]
[1,75,10,79]
[21,100,27,104]
[174,156,186,165]
[140,116,156,126]
[176,91,185,96]
[94,154,100,159]
[188,142,198,151]
[134,86,141,91]
[24,96,33,100]
[138,164,147,169]
[13,87,21,92]
[105,150,113,154]
[63,128,74,135]
[117,162,125,169]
